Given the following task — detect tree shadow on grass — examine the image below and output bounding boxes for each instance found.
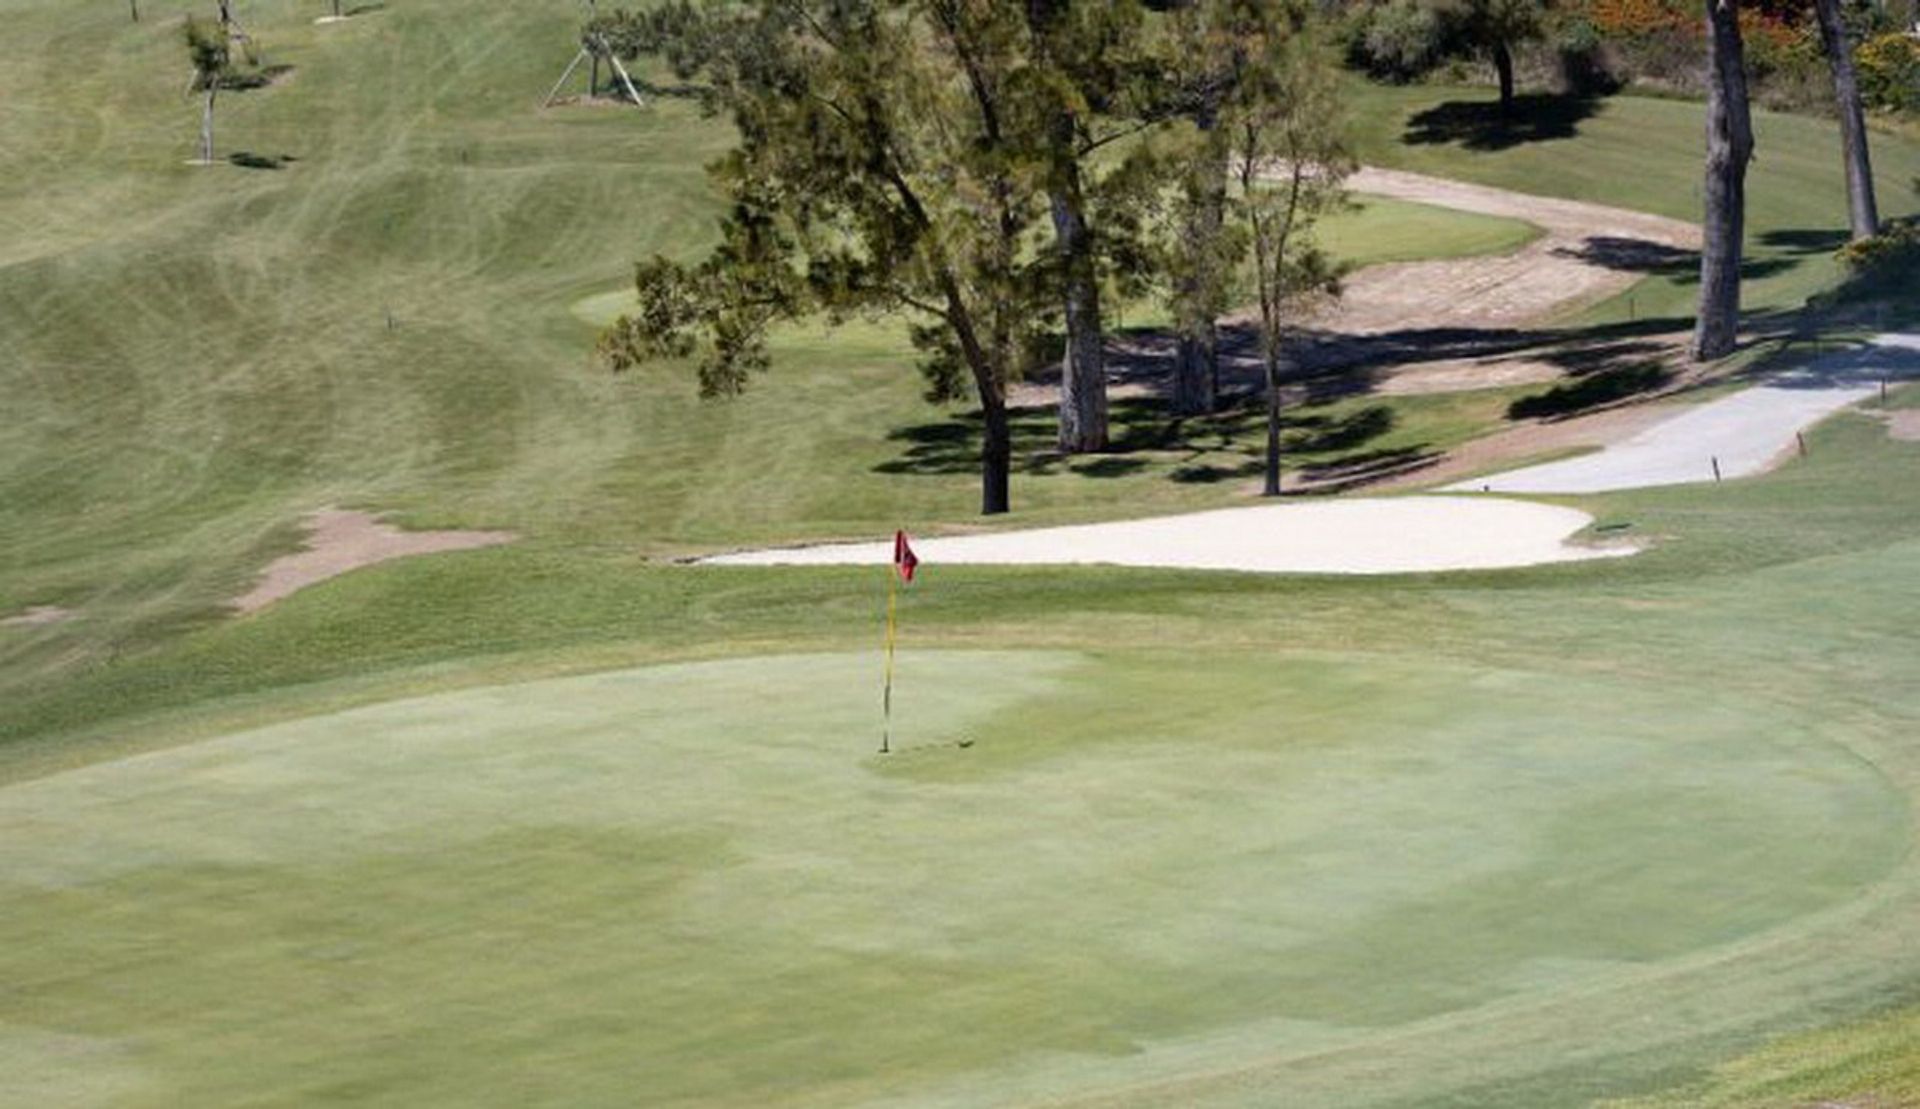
[228,151,297,170]
[1507,361,1673,419]
[1552,236,1807,284]
[219,64,295,91]
[876,394,1418,491]
[1402,92,1604,151]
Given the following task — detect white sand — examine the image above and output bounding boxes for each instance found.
[704,496,1633,575]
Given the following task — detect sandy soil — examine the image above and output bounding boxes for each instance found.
[704,496,1635,576]
[1882,409,1920,442]
[232,509,514,613]
[0,605,71,628]
[1327,167,1700,334]
[1012,167,1700,409]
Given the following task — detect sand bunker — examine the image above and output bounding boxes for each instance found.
[705,496,1633,575]
[0,605,71,628]
[232,509,514,613]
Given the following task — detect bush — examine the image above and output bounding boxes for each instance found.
[1835,216,1920,294]
[1856,33,1920,114]
[1344,0,1451,81]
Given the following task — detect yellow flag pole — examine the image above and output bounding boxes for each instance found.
[881,563,899,755]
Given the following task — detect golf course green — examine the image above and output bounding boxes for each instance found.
[6,1,1920,1106]
[1,648,1907,1106]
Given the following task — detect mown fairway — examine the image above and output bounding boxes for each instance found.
[5,1,1920,1106]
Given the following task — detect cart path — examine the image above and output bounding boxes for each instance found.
[1450,333,1920,494]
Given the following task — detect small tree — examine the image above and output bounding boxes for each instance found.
[1458,0,1546,115]
[184,16,233,164]
[1228,31,1351,496]
[1345,0,1547,115]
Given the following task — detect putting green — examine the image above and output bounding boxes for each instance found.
[0,650,1904,1107]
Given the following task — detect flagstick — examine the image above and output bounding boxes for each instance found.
[881,563,899,755]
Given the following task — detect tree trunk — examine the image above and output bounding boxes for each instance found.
[1051,186,1109,453]
[1173,321,1219,417]
[130,0,139,21]
[200,86,216,164]
[1692,0,1754,362]
[590,53,601,98]
[1026,0,1107,454]
[981,396,1011,515]
[1814,0,1879,240]
[1262,364,1283,497]
[1493,41,1516,116]
[1174,102,1228,417]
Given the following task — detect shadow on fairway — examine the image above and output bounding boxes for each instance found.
[876,393,1421,492]
[1553,236,1810,285]
[1402,92,1604,151]
[228,151,298,171]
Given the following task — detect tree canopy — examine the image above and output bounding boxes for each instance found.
[598,0,1355,514]
[598,0,1059,514]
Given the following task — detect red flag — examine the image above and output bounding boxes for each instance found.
[892,530,919,583]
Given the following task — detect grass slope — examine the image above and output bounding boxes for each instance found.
[7,408,1920,1106]
[1344,81,1920,325]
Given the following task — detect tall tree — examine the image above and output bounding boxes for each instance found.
[1813,0,1880,240]
[1170,101,1233,415]
[184,16,232,165]
[1021,0,1131,454]
[1692,0,1754,361]
[1227,29,1351,495]
[1160,0,1245,417]
[598,1,1048,515]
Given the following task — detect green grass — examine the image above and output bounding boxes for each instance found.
[1,648,1906,1106]
[1343,81,1920,326]
[7,1,1920,1105]
[1321,191,1545,267]
[1603,1005,1920,1108]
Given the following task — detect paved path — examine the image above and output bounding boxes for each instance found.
[705,497,1633,576]
[1449,334,1920,494]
